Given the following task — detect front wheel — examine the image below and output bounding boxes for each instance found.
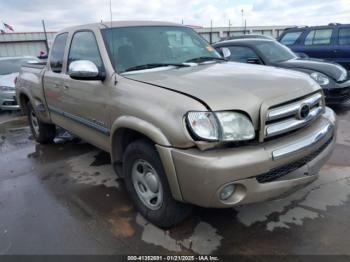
[27,102,56,144]
[123,139,192,228]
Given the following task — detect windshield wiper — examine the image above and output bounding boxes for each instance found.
[185,56,226,63]
[124,63,190,72]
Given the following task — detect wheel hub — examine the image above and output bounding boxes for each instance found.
[30,111,40,136]
[131,159,163,210]
[144,172,159,193]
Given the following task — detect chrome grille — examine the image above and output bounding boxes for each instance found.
[256,137,332,183]
[265,93,324,139]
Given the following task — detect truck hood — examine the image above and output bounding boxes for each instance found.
[123,62,321,128]
[0,72,18,88]
[277,58,347,82]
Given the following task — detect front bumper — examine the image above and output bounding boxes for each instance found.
[324,80,350,104]
[158,108,337,208]
[0,91,20,110]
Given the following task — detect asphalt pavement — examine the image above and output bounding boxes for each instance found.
[1,105,350,255]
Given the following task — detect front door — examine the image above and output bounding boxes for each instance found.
[61,30,110,150]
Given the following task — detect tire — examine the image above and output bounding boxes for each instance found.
[27,102,56,144]
[123,139,192,228]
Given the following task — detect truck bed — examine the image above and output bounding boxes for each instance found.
[22,62,47,69]
[17,62,47,115]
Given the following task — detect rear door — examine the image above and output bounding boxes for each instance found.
[44,32,69,114]
[334,26,350,70]
[300,27,335,60]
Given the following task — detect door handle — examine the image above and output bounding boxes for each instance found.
[63,85,70,90]
[53,83,60,88]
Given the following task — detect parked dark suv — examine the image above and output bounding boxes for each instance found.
[278,23,350,70]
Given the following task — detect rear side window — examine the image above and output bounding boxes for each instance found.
[68,31,103,70]
[280,31,302,45]
[223,46,259,63]
[305,29,333,45]
[339,28,350,45]
[50,33,68,73]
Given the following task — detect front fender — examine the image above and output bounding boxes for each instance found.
[110,116,185,201]
[110,115,171,161]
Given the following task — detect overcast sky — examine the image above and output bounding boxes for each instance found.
[1,0,350,32]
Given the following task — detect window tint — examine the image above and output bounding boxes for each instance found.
[50,33,68,73]
[305,29,333,45]
[255,41,296,63]
[68,31,103,70]
[339,28,350,45]
[224,46,259,63]
[280,31,302,45]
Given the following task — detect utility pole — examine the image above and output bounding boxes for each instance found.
[109,0,113,27]
[241,9,244,28]
[42,20,49,53]
[228,20,231,37]
[210,20,213,44]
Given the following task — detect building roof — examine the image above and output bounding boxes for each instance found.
[59,20,183,33]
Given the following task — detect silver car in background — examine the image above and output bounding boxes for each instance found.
[0,56,40,111]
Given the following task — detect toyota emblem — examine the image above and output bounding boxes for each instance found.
[298,104,310,120]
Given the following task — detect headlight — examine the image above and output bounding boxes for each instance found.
[0,86,15,91]
[338,66,347,82]
[310,72,330,86]
[216,112,255,141]
[186,111,255,142]
[186,112,219,141]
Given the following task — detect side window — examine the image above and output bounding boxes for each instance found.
[305,29,333,45]
[50,33,68,73]
[280,31,302,45]
[304,30,314,45]
[224,46,259,63]
[339,28,350,45]
[68,31,103,70]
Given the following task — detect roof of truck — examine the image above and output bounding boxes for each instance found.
[59,20,183,33]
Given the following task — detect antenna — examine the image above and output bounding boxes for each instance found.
[42,20,49,53]
[109,0,113,27]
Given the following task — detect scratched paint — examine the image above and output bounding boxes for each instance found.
[236,165,350,231]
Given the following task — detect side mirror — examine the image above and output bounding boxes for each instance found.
[68,60,105,81]
[247,58,262,65]
[295,52,309,59]
[221,47,231,59]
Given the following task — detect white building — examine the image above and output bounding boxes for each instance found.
[0,32,55,57]
[0,25,292,57]
[196,25,293,43]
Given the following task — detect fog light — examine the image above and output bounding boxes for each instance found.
[220,184,235,200]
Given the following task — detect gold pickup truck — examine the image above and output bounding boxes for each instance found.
[16,21,337,227]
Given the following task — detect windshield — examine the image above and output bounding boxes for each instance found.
[0,58,39,75]
[102,26,221,73]
[255,41,297,63]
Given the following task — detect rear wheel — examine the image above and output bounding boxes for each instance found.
[27,102,56,144]
[123,139,192,228]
